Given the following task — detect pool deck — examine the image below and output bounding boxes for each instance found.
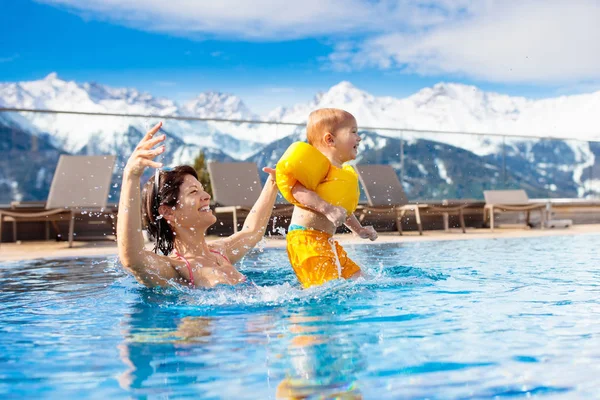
[1,224,599,262]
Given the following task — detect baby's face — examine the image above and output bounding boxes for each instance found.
[332,117,360,162]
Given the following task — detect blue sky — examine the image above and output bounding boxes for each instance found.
[1,0,599,114]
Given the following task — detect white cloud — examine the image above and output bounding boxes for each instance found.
[38,0,472,39]
[38,0,391,40]
[38,0,600,83]
[332,0,600,83]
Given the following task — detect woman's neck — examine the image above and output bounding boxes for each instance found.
[172,228,209,257]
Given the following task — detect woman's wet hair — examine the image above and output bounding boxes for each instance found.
[142,165,198,255]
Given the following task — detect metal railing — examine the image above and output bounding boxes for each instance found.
[1,107,597,142]
[0,107,598,202]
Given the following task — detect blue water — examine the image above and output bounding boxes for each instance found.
[2,234,600,399]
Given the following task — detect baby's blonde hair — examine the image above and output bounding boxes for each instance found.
[306,108,355,146]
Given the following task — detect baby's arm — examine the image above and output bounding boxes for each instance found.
[291,182,347,227]
[345,214,378,241]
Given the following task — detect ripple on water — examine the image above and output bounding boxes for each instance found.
[1,234,600,399]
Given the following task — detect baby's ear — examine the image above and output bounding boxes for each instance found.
[324,132,335,145]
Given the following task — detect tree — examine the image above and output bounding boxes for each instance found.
[193,150,213,197]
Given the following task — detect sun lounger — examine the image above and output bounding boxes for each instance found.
[483,189,547,231]
[0,155,116,248]
[355,164,475,234]
[207,161,292,233]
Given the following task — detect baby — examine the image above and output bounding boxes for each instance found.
[276,108,377,288]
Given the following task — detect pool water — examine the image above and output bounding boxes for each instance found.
[1,234,600,399]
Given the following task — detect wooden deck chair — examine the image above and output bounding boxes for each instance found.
[354,164,430,235]
[425,199,472,233]
[207,161,293,233]
[483,189,547,232]
[0,155,116,248]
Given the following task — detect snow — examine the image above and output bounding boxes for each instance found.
[0,73,267,158]
[3,74,600,154]
[435,159,453,184]
[584,180,600,196]
[1,73,599,192]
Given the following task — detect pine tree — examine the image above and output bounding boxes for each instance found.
[193,150,213,197]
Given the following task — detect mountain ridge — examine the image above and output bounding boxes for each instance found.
[0,73,599,201]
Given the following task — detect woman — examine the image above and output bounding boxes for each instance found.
[117,122,279,288]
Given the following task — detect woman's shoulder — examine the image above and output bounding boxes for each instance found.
[124,251,184,287]
[207,242,229,260]
[207,240,226,252]
[162,252,189,274]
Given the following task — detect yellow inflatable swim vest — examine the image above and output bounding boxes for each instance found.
[275,142,360,215]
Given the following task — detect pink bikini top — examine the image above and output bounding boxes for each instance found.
[174,249,230,286]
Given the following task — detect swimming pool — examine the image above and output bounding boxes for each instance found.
[1,234,599,398]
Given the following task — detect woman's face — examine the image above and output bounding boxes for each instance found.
[168,174,216,232]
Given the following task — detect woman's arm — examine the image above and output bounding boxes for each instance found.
[291,183,347,227]
[214,168,279,264]
[117,122,180,286]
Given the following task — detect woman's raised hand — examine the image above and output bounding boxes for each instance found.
[124,122,166,177]
[262,166,276,181]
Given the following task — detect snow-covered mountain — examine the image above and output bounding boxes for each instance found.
[0,73,263,159]
[183,91,256,120]
[259,81,599,197]
[266,81,600,159]
[3,74,599,156]
[1,73,599,201]
[271,80,600,141]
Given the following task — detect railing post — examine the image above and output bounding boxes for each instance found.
[502,135,507,189]
[400,132,404,183]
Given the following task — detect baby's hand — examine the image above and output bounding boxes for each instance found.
[324,204,347,227]
[358,226,378,241]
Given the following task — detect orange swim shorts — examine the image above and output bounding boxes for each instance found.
[286,228,361,288]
